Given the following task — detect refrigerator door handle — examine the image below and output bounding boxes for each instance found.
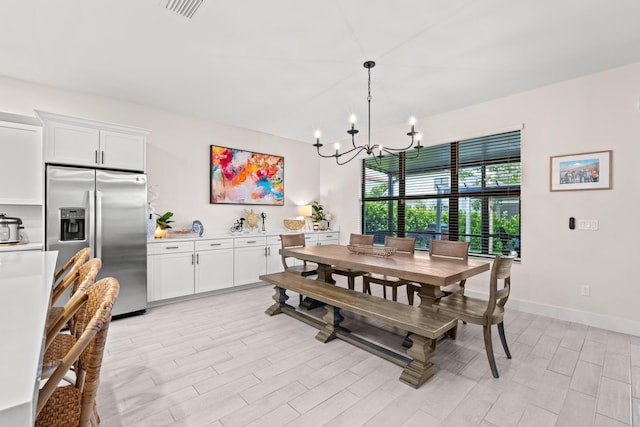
[88,190,96,258]
[95,190,103,259]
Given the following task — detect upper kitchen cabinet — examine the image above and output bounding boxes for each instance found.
[0,113,43,205]
[36,110,150,172]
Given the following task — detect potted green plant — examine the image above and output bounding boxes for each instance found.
[155,211,174,229]
[312,201,330,230]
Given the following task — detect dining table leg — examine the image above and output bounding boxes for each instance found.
[415,284,444,308]
[315,263,336,284]
[300,262,335,310]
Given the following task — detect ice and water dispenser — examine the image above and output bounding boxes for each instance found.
[60,208,85,241]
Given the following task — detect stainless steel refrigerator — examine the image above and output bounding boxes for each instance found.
[45,165,147,317]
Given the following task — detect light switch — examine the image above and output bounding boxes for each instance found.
[577,219,598,231]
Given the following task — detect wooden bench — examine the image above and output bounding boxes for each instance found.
[259,272,457,388]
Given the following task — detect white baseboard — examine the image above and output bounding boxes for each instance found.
[464,290,640,337]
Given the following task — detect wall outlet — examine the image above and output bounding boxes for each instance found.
[580,285,590,296]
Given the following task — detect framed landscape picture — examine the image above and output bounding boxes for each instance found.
[550,150,611,191]
[210,145,284,205]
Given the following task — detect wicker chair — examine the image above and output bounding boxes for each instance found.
[43,258,103,371]
[46,248,91,329]
[434,253,516,378]
[280,233,318,305]
[362,236,416,302]
[36,277,119,427]
[331,233,374,290]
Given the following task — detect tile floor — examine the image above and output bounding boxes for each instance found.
[97,279,639,426]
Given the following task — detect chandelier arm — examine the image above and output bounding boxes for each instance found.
[380,133,419,152]
[404,145,423,160]
[335,146,368,165]
[316,143,365,159]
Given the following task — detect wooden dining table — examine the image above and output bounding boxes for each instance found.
[281,244,490,307]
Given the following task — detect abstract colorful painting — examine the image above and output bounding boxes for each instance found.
[210,145,284,205]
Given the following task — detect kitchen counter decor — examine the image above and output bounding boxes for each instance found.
[347,244,397,258]
[283,219,305,231]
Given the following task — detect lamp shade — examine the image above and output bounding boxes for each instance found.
[298,205,312,217]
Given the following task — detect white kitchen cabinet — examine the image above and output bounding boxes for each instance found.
[147,241,195,302]
[234,236,267,286]
[99,130,146,171]
[36,110,149,172]
[0,115,43,205]
[195,239,234,292]
[148,238,235,302]
[147,230,340,302]
[266,235,284,274]
[317,231,340,246]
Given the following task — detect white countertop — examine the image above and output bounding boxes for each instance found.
[0,242,44,253]
[147,228,340,243]
[0,250,58,426]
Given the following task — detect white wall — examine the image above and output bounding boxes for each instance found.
[0,76,321,233]
[321,62,640,335]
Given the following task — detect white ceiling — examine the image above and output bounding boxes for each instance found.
[1,0,640,145]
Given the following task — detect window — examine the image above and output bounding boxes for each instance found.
[362,130,521,256]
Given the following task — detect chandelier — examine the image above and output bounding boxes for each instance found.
[313,60,423,165]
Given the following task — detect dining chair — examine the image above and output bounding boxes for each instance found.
[44,258,103,371]
[280,233,318,304]
[51,248,91,306]
[36,277,119,427]
[434,252,516,378]
[331,233,374,290]
[47,248,91,326]
[407,239,471,305]
[362,236,416,302]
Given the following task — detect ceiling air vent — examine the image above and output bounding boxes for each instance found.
[165,0,203,19]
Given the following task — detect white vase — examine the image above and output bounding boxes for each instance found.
[147,207,156,239]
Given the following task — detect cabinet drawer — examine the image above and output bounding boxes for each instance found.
[303,234,318,243]
[195,239,234,251]
[267,235,282,246]
[148,241,194,255]
[234,236,266,248]
[318,233,339,242]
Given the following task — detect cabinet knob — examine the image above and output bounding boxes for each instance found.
[165,246,179,249]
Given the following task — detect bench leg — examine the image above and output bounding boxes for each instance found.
[265,286,291,316]
[316,305,344,343]
[399,333,438,388]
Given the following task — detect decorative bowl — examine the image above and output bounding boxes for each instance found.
[283,219,305,231]
[347,244,397,258]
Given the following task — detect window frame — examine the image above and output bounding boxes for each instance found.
[361,131,521,257]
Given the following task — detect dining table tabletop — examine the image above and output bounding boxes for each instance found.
[0,250,58,427]
[281,244,490,306]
